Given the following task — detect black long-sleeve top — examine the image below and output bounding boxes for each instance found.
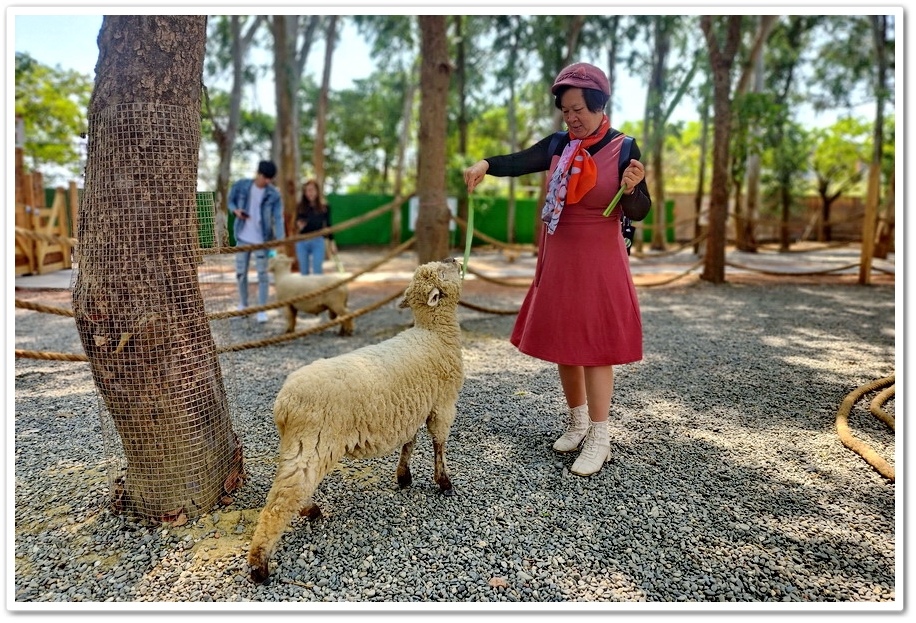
[296,202,334,240]
[484,131,652,221]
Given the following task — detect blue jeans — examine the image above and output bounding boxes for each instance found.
[235,247,270,308]
[295,237,325,275]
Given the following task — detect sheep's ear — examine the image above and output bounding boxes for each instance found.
[398,293,410,308]
[426,287,442,307]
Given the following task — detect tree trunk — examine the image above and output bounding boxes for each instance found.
[739,28,766,252]
[72,15,242,522]
[313,16,337,189]
[454,16,470,248]
[648,17,670,251]
[873,166,894,258]
[700,15,743,284]
[272,16,298,259]
[207,16,263,243]
[392,61,418,246]
[415,16,452,264]
[779,180,792,251]
[694,86,711,255]
[858,15,888,284]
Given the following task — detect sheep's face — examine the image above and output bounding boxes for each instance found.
[399,258,462,310]
[268,254,294,274]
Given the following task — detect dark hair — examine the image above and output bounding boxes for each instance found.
[553,86,609,113]
[257,160,277,179]
[298,179,327,214]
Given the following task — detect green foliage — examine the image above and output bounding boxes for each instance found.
[760,119,812,214]
[810,116,871,197]
[14,52,92,182]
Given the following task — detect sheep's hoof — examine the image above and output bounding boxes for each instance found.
[397,473,413,489]
[250,564,270,585]
[299,504,323,520]
[438,482,455,496]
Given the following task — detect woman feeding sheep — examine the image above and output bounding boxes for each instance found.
[463,62,651,477]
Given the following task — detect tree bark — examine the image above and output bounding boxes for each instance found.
[73,15,242,521]
[272,16,298,260]
[858,15,888,284]
[313,16,338,189]
[415,16,452,264]
[700,15,743,284]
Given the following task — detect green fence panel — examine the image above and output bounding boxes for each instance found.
[467,195,539,246]
[328,193,403,246]
[643,199,675,243]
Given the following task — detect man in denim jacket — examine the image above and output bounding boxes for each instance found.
[229,160,285,323]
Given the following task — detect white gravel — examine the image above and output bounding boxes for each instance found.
[11,257,897,611]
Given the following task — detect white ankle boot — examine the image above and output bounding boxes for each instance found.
[553,404,590,453]
[570,420,611,477]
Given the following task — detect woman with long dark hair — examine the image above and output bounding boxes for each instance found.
[294,179,335,275]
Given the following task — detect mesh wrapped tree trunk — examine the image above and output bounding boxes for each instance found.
[72,15,244,522]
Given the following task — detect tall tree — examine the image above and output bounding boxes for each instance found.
[415,15,452,263]
[734,15,778,252]
[493,15,530,247]
[858,15,891,284]
[809,119,869,241]
[271,15,321,247]
[272,14,297,240]
[700,15,743,284]
[72,15,243,521]
[642,16,701,251]
[202,15,265,236]
[312,15,338,188]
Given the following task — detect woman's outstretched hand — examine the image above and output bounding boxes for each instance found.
[464,160,489,193]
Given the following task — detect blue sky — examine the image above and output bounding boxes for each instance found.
[12,12,374,94]
[14,14,104,77]
[10,10,901,131]
[11,11,659,124]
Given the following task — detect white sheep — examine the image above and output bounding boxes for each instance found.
[268,254,354,336]
[247,258,465,584]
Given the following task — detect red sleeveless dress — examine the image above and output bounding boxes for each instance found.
[509,133,643,366]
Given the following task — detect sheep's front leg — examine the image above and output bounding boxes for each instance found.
[396,435,417,489]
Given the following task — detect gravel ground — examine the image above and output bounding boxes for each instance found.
[10,249,898,612]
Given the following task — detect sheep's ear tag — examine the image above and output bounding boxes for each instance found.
[426,287,441,307]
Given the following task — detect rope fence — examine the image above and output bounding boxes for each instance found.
[15,209,894,364]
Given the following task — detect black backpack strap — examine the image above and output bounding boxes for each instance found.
[547,131,567,158]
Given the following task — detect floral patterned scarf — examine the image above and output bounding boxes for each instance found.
[540,114,611,234]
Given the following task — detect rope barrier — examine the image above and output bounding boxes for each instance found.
[835,375,895,481]
[463,265,531,288]
[457,299,520,315]
[451,214,535,254]
[869,383,896,431]
[14,349,87,362]
[630,232,708,259]
[216,288,406,354]
[14,299,75,317]
[632,259,705,287]
[210,238,416,320]
[204,195,408,256]
[724,260,861,277]
[14,208,895,363]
